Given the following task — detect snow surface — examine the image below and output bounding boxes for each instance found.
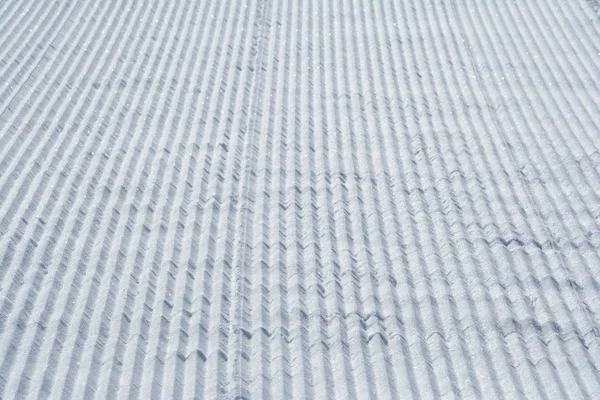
[1,0,600,398]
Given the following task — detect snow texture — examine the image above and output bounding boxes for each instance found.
[1,0,600,398]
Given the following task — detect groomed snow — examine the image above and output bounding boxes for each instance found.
[1,0,600,398]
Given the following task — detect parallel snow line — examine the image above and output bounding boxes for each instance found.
[173,0,248,397]
[0,0,121,227]
[0,0,69,95]
[24,1,177,397]
[445,3,568,398]
[0,0,120,346]
[2,1,600,398]
[226,0,273,397]
[85,1,204,399]
[118,0,217,398]
[0,0,83,118]
[64,1,191,398]
[24,3,164,397]
[0,0,148,368]
[0,0,53,66]
[424,3,540,398]
[343,4,400,399]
